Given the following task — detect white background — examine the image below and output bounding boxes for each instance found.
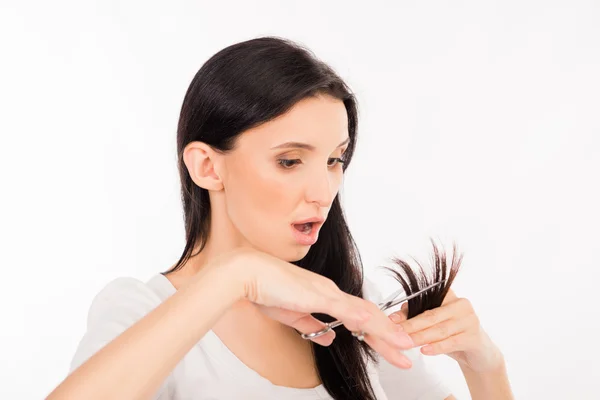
[1,1,599,398]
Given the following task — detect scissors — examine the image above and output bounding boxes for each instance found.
[301,279,447,340]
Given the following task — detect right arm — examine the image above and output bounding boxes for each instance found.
[48,248,416,399]
[48,258,242,400]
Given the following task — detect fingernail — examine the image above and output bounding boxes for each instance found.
[390,350,413,369]
[389,313,404,323]
[402,334,415,347]
[325,335,335,346]
[394,354,412,369]
[390,332,414,348]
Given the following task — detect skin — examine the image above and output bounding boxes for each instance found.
[46,93,419,400]
[167,94,351,388]
[49,92,510,398]
[185,94,348,264]
[389,290,514,399]
[171,93,513,398]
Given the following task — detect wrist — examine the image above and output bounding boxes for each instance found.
[461,361,513,400]
[190,251,249,306]
[226,248,262,302]
[458,336,506,373]
[212,248,258,301]
[460,353,506,375]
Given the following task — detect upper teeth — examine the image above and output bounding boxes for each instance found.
[299,223,312,232]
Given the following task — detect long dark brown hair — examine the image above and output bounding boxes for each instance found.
[385,238,462,319]
[163,36,462,400]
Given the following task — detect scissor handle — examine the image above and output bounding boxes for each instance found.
[300,279,447,340]
[300,320,345,339]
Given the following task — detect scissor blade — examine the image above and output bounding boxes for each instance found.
[301,279,448,340]
[378,279,447,312]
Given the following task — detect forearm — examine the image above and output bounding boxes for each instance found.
[460,357,514,400]
[47,262,243,400]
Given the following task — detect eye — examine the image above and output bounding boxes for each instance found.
[327,157,346,167]
[277,155,347,170]
[277,159,301,169]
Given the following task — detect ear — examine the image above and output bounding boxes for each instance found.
[182,141,224,191]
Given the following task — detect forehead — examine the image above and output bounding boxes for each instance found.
[239,95,349,148]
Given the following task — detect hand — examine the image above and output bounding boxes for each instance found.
[227,248,416,369]
[388,288,505,373]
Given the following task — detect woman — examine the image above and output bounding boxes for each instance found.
[48,36,513,399]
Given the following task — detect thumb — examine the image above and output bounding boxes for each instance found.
[401,301,409,314]
[389,303,409,323]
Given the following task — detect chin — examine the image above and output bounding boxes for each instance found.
[288,245,312,262]
[251,237,312,262]
[269,244,311,263]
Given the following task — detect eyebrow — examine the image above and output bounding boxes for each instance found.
[271,137,350,151]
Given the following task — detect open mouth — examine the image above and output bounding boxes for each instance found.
[293,222,314,234]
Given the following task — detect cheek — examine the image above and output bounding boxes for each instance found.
[332,171,344,193]
[324,170,344,205]
[225,164,296,234]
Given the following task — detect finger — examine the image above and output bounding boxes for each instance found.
[362,332,413,369]
[341,295,415,350]
[409,317,468,347]
[420,333,467,356]
[389,303,409,323]
[442,288,459,305]
[289,314,337,347]
[257,306,336,346]
[398,302,463,334]
[389,312,406,323]
[318,291,414,350]
[323,295,374,328]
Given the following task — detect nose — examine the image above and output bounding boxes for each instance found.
[305,168,339,208]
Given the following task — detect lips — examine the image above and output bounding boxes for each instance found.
[292,217,325,226]
[291,217,324,246]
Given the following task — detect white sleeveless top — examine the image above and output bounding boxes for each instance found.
[69,273,452,399]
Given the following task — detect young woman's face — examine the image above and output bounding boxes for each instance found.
[220,94,350,261]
